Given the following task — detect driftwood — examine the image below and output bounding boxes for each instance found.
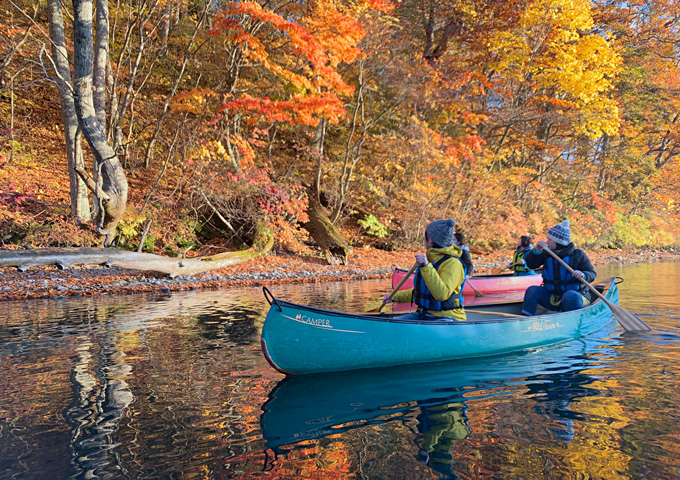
[0,226,274,278]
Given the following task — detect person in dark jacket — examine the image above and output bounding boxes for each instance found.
[453,232,474,276]
[521,220,596,316]
[507,235,535,276]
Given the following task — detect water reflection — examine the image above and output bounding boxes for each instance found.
[64,328,134,479]
[415,399,470,477]
[0,288,278,478]
[261,333,617,449]
[1,262,680,479]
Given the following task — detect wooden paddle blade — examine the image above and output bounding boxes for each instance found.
[609,303,652,332]
[367,303,385,314]
[467,280,484,297]
[492,263,518,275]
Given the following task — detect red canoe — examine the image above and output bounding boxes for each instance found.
[391,267,543,296]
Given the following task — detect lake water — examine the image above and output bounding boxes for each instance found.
[1,261,679,479]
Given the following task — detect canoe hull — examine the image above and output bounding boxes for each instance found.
[260,279,619,375]
[392,267,543,295]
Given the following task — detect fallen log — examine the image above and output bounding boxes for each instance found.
[0,225,274,278]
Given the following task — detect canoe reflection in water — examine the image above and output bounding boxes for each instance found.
[260,332,615,474]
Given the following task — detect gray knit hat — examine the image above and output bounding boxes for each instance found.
[546,220,571,246]
[426,218,456,248]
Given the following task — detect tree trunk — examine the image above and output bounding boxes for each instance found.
[303,188,352,265]
[311,117,327,199]
[331,59,368,224]
[47,0,91,221]
[142,1,210,168]
[73,0,128,244]
[93,0,109,129]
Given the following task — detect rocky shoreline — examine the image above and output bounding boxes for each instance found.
[0,247,678,302]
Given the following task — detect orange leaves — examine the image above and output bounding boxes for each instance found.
[589,192,619,224]
[303,3,365,67]
[210,1,357,97]
[364,0,395,11]
[218,92,346,126]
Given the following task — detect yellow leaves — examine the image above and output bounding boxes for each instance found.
[575,97,620,137]
[543,34,621,100]
[485,0,622,137]
[171,88,219,114]
[231,135,256,166]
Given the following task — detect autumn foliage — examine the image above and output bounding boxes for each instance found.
[2,0,680,254]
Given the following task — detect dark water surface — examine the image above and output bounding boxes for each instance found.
[1,261,680,479]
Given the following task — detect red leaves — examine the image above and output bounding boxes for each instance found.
[0,183,37,211]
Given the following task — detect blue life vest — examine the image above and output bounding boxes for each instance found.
[542,255,580,293]
[413,255,466,311]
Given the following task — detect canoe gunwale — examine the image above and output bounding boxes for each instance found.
[393,267,543,279]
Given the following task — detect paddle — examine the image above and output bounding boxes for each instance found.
[542,246,651,332]
[466,309,523,318]
[466,279,484,297]
[369,262,419,313]
[491,262,519,275]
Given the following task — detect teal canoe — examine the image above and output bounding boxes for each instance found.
[260,277,619,375]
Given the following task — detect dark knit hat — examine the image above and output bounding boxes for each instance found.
[547,220,571,246]
[426,218,456,248]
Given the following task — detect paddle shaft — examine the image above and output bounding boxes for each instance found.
[466,309,523,318]
[542,246,651,331]
[376,262,419,312]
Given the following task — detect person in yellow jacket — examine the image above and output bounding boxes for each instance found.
[416,401,471,476]
[383,218,467,321]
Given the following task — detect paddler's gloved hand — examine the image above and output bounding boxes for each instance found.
[383,294,394,304]
[572,270,585,280]
[415,253,428,266]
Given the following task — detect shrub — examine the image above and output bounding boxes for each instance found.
[358,214,388,238]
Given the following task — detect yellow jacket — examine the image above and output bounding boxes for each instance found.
[392,245,467,321]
